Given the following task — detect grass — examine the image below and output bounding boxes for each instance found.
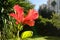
[24,36,60,40]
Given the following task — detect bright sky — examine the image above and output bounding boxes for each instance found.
[29,0,48,10]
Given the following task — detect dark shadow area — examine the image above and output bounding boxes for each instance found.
[19,19,60,37]
[37,6,60,37]
[35,19,60,37]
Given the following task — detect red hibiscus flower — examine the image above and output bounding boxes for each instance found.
[9,5,39,26]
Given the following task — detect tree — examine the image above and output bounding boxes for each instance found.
[51,0,56,11]
[51,0,56,7]
[38,6,54,19]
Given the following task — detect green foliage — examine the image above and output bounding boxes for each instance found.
[1,17,17,39]
[24,36,60,40]
[39,16,52,24]
[51,1,56,7]
[34,13,60,36]
[51,14,60,28]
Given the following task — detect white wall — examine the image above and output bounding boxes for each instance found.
[47,0,60,13]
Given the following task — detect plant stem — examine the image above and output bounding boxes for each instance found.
[17,24,23,40]
[17,30,19,38]
[17,25,20,40]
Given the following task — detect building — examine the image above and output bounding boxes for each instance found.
[47,0,60,13]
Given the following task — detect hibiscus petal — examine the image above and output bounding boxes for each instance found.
[13,5,24,22]
[25,9,39,20]
[9,13,20,22]
[23,20,35,26]
[9,13,18,20]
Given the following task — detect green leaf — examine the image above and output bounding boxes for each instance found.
[21,31,33,39]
